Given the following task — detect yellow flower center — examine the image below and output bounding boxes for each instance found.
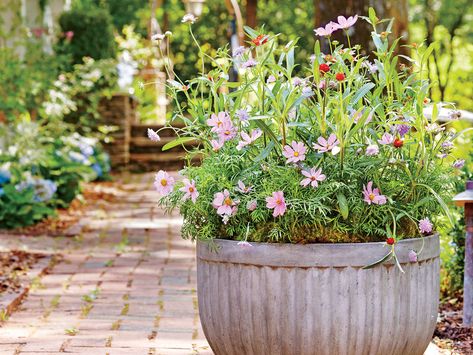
[224,197,233,206]
[217,121,222,127]
[224,130,230,135]
[160,179,168,186]
[369,193,375,201]
[189,186,195,193]
[276,198,282,205]
[294,151,299,157]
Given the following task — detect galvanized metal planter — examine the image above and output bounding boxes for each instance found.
[196,235,440,355]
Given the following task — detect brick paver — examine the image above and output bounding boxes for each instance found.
[0,173,211,355]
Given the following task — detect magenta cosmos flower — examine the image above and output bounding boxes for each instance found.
[283,141,307,164]
[179,178,199,203]
[314,22,339,37]
[378,132,394,145]
[336,15,358,29]
[236,129,262,150]
[154,170,175,196]
[207,111,230,132]
[362,181,387,205]
[313,133,340,155]
[147,128,160,142]
[213,189,238,216]
[419,217,433,234]
[300,168,326,188]
[266,191,287,217]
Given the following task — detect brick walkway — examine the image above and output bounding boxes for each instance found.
[0,173,211,355]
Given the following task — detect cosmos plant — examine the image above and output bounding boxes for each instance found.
[150,9,468,255]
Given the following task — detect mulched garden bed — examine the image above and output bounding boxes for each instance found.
[434,293,473,354]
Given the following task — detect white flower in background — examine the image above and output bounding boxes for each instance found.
[151,33,165,41]
[182,14,197,24]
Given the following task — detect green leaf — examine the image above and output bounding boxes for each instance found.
[416,183,454,226]
[254,141,275,162]
[368,7,377,25]
[337,193,349,220]
[162,137,196,151]
[351,83,375,104]
[243,26,259,39]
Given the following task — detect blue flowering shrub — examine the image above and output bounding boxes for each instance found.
[0,121,111,229]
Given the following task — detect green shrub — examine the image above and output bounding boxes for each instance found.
[57,6,116,67]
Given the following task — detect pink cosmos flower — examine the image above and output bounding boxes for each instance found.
[217,120,237,142]
[210,139,224,152]
[236,180,252,193]
[179,178,199,203]
[266,191,287,217]
[378,132,394,145]
[336,15,358,29]
[247,200,257,211]
[300,168,326,188]
[362,181,387,205]
[408,250,418,263]
[313,134,340,155]
[283,141,307,164]
[213,189,238,216]
[314,22,339,37]
[65,31,74,41]
[365,144,379,156]
[154,170,175,196]
[147,128,161,142]
[236,129,262,150]
[207,112,230,132]
[419,217,433,234]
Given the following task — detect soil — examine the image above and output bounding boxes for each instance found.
[434,293,473,354]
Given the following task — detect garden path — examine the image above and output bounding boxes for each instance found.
[0,173,211,354]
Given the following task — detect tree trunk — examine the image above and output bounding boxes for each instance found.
[246,0,257,29]
[314,0,409,56]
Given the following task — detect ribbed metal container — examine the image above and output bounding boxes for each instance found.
[196,235,439,355]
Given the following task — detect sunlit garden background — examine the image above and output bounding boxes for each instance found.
[0,0,472,353]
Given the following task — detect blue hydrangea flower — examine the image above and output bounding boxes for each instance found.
[0,169,11,185]
[92,163,103,178]
[69,151,89,164]
[16,178,57,202]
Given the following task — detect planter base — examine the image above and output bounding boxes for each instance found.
[197,236,440,355]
